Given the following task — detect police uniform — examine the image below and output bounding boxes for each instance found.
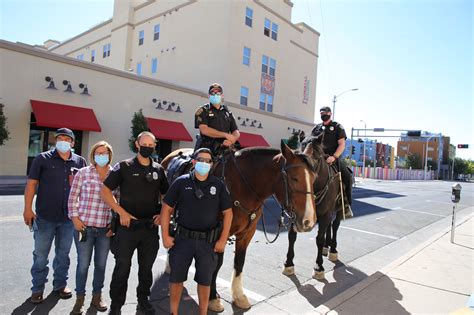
[311,121,352,206]
[103,157,169,308]
[163,171,232,286]
[194,103,238,153]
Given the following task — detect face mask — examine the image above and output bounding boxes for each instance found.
[209,94,222,105]
[321,114,331,122]
[139,146,154,158]
[94,154,109,167]
[195,161,211,176]
[56,141,71,153]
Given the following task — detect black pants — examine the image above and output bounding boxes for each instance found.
[109,225,159,307]
[336,160,352,206]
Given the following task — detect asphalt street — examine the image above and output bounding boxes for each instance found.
[0,179,472,314]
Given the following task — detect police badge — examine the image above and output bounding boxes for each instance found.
[153,172,158,180]
[210,186,216,195]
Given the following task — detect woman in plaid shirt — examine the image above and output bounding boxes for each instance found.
[68,141,118,314]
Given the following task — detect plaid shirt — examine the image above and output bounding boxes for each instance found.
[68,165,119,228]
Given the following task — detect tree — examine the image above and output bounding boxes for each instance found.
[406,153,422,169]
[454,158,468,176]
[128,109,149,153]
[287,131,300,150]
[427,160,438,171]
[0,103,10,146]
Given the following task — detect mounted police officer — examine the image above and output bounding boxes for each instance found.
[194,83,240,157]
[311,106,353,218]
[161,148,233,315]
[101,131,169,315]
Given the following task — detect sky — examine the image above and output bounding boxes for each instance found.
[1,0,473,159]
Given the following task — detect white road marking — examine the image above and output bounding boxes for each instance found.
[391,206,446,217]
[157,255,266,302]
[426,199,456,206]
[340,226,399,240]
[0,215,23,222]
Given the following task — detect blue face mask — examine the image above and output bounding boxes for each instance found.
[56,141,71,153]
[209,94,222,105]
[94,154,109,167]
[195,161,211,176]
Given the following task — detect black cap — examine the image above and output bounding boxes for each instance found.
[319,106,332,113]
[55,128,75,141]
[208,83,223,94]
[193,148,214,160]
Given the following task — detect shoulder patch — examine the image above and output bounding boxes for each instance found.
[195,107,204,116]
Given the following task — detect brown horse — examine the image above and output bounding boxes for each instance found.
[283,135,344,280]
[162,142,317,310]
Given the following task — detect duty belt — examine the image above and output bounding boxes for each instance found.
[176,223,222,243]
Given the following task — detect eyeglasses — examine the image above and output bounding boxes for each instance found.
[195,157,212,163]
[209,91,222,96]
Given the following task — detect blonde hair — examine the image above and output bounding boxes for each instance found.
[89,141,113,165]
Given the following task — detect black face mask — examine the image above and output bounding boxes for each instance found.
[139,146,154,158]
[321,114,331,122]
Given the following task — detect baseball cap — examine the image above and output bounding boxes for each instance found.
[319,106,332,113]
[55,128,75,141]
[208,83,223,94]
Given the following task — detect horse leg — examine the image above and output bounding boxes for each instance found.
[231,233,254,309]
[208,252,225,312]
[328,212,342,262]
[322,222,332,256]
[312,220,328,280]
[282,224,297,276]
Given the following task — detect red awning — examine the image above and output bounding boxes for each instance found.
[238,132,270,148]
[146,117,193,142]
[30,100,101,131]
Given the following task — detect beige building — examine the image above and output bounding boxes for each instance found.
[0,0,320,176]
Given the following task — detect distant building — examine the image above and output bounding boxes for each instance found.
[343,138,392,167]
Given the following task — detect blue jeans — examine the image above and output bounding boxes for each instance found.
[31,217,74,293]
[73,227,110,295]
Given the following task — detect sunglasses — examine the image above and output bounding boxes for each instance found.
[195,157,212,164]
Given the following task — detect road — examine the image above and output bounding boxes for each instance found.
[1,179,472,314]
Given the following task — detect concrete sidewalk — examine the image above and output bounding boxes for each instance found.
[249,208,473,315]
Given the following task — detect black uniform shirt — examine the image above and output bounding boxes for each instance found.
[164,172,232,231]
[194,103,238,144]
[311,121,347,155]
[104,157,169,219]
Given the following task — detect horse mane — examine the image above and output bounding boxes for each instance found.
[301,136,325,160]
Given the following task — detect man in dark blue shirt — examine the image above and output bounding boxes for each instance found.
[161,148,233,315]
[23,128,87,304]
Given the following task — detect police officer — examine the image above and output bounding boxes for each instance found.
[101,131,169,315]
[161,148,233,315]
[194,83,240,155]
[311,106,353,218]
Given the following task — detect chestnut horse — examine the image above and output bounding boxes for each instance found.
[282,136,344,280]
[161,142,317,309]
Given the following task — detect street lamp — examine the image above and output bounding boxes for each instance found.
[332,88,359,120]
[360,120,367,178]
[424,134,439,180]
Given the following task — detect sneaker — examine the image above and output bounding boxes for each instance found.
[137,298,155,315]
[344,204,354,219]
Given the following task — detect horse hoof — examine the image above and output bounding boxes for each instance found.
[282,266,295,276]
[312,270,325,280]
[322,247,329,256]
[328,252,338,262]
[208,298,225,313]
[233,295,251,310]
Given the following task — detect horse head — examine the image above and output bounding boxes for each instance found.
[273,142,317,232]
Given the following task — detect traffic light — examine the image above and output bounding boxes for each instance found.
[457,144,469,149]
[407,130,421,137]
[351,146,355,154]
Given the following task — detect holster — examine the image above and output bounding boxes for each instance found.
[110,212,119,234]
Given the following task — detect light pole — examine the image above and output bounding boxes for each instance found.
[332,88,359,120]
[424,134,436,180]
[360,120,367,178]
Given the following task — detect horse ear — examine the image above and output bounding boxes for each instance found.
[281,141,295,159]
[303,140,313,156]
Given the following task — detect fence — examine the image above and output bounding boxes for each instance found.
[351,166,434,180]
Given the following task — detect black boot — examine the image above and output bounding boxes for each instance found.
[137,298,155,315]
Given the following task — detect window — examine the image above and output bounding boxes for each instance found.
[259,93,266,110]
[261,55,268,73]
[264,18,271,37]
[151,58,158,74]
[243,47,251,66]
[240,86,249,106]
[136,62,142,75]
[271,23,278,40]
[103,43,111,58]
[267,95,273,112]
[76,54,84,60]
[245,7,253,27]
[138,30,144,46]
[269,58,276,76]
[154,24,160,41]
[91,50,95,62]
